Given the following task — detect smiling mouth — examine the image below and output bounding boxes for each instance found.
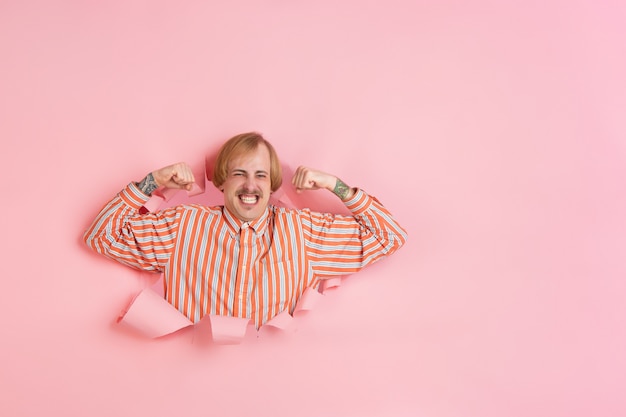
[239,194,259,204]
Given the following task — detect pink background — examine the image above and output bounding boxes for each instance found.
[1,1,625,416]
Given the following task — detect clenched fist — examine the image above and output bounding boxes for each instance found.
[291,166,336,193]
[153,162,196,191]
[291,166,355,200]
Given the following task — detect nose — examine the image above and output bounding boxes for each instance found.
[243,176,257,191]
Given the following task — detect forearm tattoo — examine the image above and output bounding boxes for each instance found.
[333,178,351,200]
[137,172,159,196]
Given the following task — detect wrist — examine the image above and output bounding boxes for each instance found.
[332,178,355,201]
[136,172,159,196]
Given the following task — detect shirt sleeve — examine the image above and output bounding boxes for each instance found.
[83,182,181,272]
[300,188,408,277]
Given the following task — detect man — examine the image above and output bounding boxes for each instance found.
[84,132,407,328]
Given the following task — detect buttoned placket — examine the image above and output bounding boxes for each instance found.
[234,222,253,317]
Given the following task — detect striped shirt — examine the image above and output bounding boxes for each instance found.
[84,182,407,328]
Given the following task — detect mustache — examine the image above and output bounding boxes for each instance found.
[236,188,263,198]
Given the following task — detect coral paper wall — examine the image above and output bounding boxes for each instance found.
[1,1,625,416]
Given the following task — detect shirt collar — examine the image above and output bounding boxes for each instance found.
[223,206,270,235]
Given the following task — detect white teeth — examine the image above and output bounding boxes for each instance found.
[240,195,257,204]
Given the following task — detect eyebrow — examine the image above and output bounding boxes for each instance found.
[231,168,269,175]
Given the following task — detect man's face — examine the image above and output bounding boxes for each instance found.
[222,144,273,222]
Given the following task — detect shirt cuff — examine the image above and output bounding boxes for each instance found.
[119,182,152,210]
[344,188,373,216]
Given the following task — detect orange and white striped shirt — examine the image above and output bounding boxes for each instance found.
[84,183,407,328]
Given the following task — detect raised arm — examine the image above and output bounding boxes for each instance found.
[83,163,196,271]
[292,166,408,276]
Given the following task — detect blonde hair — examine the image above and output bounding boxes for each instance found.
[212,132,283,192]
